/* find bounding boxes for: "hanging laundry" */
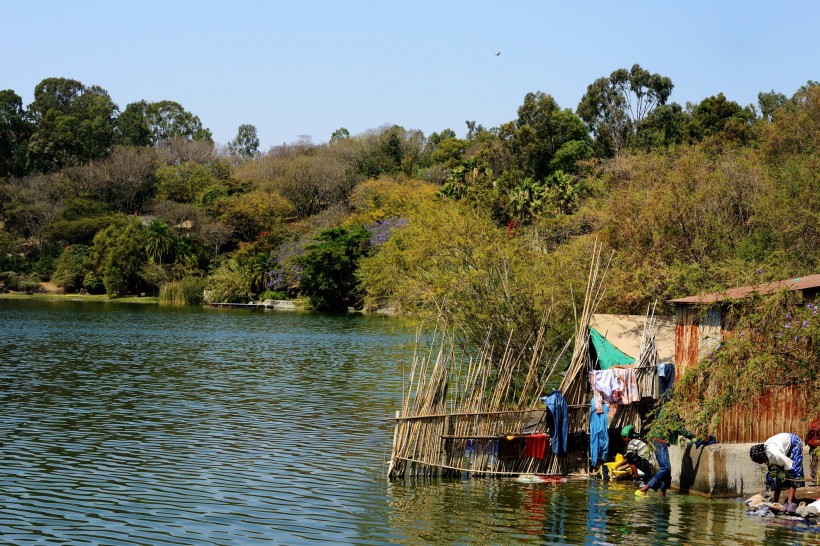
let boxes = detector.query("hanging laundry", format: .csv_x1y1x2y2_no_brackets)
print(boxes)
612,367,641,404
498,435,525,459
590,370,622,413
589,398,610,467
658,362,675,396
523,433,548,459
541,389,569,454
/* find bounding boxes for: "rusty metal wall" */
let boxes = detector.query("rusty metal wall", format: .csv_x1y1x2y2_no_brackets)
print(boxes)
674,305,701,377
715,385,808,443
674,304,808,444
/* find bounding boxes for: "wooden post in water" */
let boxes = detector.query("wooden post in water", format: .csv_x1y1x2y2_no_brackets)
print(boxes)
388,410,400,479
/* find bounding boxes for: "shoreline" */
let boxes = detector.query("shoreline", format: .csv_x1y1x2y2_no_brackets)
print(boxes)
0,292,159,304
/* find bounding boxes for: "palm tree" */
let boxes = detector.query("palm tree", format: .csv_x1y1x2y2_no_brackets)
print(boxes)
144,220,175,264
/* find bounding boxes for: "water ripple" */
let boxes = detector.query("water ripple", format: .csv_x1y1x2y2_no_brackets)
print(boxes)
2,301,820,544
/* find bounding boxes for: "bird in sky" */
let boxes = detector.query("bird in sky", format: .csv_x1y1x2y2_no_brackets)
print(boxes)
495,51,501,56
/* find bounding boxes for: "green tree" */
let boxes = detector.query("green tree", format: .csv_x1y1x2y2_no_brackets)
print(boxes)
508,92,591,180
88,222,148,295
26,77,119,171
144,219,175,264
115,100,152,146
295,224,371,311
0,89,32,177
634,102,689,150
51,244,90,291
155,161,217,203
330,127,350,143
229,124,260,158
118,100,212,145
687,93,756,146
757,90,787,122
205,259,252,303
577,64,673,156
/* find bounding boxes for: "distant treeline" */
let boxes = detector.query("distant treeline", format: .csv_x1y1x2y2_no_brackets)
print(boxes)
1,69,818,353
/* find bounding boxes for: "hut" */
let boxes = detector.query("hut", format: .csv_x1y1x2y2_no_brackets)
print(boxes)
668,273,820,444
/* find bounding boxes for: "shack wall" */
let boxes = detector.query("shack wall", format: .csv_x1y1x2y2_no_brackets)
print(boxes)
674,303,807,444
715,385,807,444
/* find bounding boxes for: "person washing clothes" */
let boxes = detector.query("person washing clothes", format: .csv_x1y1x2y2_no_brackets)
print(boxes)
749,432,806,514
614,425,654,484
635,414,693,497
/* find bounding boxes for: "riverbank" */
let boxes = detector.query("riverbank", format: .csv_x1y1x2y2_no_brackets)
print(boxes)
0,291,159,304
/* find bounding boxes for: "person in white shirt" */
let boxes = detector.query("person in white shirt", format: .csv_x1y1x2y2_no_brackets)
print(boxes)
749,432,805,514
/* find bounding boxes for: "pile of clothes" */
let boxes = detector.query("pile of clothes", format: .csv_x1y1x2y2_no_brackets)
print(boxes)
745,493,820,519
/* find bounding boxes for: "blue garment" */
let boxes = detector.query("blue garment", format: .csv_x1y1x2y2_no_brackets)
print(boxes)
658,362,675,396
542,390,569,455
646,439,672,493
589,399,609,467
765,433,806,490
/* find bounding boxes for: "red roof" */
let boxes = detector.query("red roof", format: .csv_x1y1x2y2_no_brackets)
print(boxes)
668,273,820,305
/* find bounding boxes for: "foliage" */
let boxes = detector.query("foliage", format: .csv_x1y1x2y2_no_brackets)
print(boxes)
0,271,42,293
51,245,90,291
228,124,260,158
87,222,149,296
660,292,820,435
346,176,436,225
358,200,580,354
118,100,212,145
0,89,32,177
578,64,673,155
204,259,252,303
26,78,118,172
155,161,218,203
159,275,205,305
295,224,372,311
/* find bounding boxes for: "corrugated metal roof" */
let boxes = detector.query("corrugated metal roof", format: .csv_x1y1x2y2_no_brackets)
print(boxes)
668,273,820,305
589,314,676,361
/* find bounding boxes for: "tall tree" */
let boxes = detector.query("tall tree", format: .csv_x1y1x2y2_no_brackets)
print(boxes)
577,64,673,155
228,124,260,158
687,93,756,146
296,224,372,311
26,77,119,171
118,100,212,146
0,89,32,177
504,92,591,180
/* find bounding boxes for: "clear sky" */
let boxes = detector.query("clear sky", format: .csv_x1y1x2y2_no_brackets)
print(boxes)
3,1,818,150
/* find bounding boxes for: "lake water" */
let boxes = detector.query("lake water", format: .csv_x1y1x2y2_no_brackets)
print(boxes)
1,299,818,545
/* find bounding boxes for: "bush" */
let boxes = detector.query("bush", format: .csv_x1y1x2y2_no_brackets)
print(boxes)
159,276,205,305
257,289,288,301
0,271,43,293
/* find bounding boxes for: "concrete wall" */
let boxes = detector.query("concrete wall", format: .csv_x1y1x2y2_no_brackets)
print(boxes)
669,443,813,498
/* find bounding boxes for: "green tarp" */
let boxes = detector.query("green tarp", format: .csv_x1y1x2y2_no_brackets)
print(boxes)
589,327,635,370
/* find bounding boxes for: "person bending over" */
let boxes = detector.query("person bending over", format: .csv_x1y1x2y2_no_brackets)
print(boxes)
614,425,654,484
749,432,806,514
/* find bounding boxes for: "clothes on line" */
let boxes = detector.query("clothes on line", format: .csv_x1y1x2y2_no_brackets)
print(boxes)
658,362,675,396
542,389,569,455
589,367,641,414
523,433,548,459
589,398,610,467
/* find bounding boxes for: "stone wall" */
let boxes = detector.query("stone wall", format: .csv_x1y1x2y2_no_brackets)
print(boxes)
669,443,814,499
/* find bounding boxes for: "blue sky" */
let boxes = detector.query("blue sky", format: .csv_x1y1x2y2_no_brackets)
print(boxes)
3,1,818,149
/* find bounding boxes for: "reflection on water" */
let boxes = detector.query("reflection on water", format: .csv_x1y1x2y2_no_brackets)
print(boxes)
384,479,820,545
1,299,819,545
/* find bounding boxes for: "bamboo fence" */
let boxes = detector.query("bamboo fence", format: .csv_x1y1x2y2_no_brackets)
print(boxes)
388,243,610,479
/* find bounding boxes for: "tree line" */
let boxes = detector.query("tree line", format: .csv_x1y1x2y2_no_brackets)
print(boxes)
1,69,818,353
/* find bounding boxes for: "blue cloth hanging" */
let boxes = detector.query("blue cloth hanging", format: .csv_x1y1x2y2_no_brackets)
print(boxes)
541,389,569,455
658,362,675,396
589,398,609,467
